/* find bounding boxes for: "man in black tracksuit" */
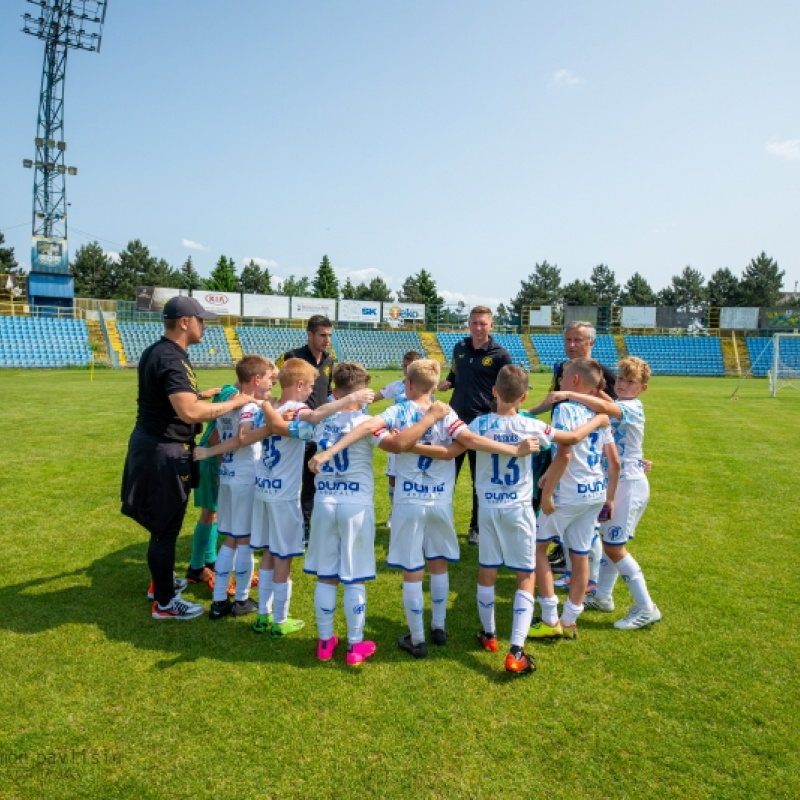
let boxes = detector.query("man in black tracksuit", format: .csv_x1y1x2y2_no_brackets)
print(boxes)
437,306,512,545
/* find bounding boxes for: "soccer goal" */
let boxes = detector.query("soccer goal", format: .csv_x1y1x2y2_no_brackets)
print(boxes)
769,332,800,396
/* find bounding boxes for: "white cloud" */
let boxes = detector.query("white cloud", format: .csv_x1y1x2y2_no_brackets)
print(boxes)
242,256,279,269
181,238,209,251
104,250,120,263
551,69,585,87
766,139,800,160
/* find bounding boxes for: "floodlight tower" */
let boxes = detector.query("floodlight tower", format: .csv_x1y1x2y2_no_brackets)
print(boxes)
21,0,107,278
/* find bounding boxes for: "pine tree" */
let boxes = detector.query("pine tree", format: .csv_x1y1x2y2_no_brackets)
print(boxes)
71,241,114,298
277,275,311,297
312,255,339,299
739,252,785,307
619,272,657,306
240,260,273,294
112,239,157,300
706,268,741,307
590,264,620,305
206,255,239,292
341,277,357,299
0,230,22,276
177,256,203,291
510,261,562,317
562,279,596,306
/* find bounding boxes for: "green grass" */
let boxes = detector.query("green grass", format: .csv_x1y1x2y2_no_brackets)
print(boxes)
0,368,798,799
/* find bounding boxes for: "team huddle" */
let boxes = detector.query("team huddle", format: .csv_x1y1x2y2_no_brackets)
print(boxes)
166,346,660,675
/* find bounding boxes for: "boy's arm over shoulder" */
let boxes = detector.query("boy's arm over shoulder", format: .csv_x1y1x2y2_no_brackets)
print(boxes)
308,415,383,472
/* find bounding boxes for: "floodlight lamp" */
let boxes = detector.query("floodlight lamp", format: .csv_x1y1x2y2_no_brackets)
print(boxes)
45,162,54,171
67,166,77,176
57,165,65,174
46,139,55,148
23,159,33,168
35,160,43,168
35,137,43,147
57,141,66,150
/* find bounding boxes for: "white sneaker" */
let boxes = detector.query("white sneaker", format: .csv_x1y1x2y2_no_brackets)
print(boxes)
614,604,661,630
584,593,615,612
152,596,205,620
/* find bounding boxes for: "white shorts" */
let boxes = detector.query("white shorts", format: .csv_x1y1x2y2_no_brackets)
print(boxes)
601,478,649,546
217,483,255,539
537,501,605,555
303,502,376,584
250,497,304,559
478,505,536,572
387,503,459,572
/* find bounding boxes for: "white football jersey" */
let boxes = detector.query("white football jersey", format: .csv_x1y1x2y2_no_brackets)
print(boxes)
374,399,466,506
252,400,309,501
216,402,260,486
551,401,613,505
312,409,379,506
610,398,646,481
380,379,407,403
467,413,554,507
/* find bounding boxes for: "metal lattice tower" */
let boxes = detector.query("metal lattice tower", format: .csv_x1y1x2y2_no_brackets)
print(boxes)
21,0,107,245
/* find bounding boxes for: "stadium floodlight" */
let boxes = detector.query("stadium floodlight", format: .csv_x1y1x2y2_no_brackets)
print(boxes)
57,140,66,150
23,159,33,168
57,165,65,174
67,166,77,175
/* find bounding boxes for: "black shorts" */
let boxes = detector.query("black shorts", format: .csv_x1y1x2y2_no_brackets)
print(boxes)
121,430,195,538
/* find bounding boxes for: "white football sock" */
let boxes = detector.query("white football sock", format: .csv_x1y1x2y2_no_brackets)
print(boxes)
258,569,274,616
402,581,425,644
234,546,254,601
589,533,602,585
213,545,235,603
561,598,584,627
315,582,337,641
273,581,289,625
597,555,619,598
563,543,572,574
429,572,449,630
510,590,535,648
344,583,367,645
477,584,496,634
617,554,653,610
538,594,559,627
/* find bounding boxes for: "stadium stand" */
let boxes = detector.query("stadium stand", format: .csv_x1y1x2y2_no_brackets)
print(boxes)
436,332,530,369
118,322,231,365
234,327,309,363
529,334,619,371
745,336,800,377
0,315,92,368
335,330,426,369
624,335,724,376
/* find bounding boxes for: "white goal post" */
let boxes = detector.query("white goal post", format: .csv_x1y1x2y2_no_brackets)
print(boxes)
770,332,800,396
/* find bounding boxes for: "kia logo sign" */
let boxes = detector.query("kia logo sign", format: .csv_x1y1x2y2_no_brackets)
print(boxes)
204,294,229,305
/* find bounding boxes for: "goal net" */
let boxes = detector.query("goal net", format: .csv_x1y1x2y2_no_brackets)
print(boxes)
769,333,800,396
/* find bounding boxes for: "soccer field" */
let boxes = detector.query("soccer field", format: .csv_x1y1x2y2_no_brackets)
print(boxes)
0,368,798,799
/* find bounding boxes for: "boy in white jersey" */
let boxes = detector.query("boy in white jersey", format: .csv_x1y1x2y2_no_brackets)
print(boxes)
204,356,275,620
552,357,661,629
407,365,608,674
531,357,621,640
309,359,539,659
374,350,422,524
196,359,374,636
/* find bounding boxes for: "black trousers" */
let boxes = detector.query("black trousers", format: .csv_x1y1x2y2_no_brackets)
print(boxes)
454,448,479,531
300,441,318,524
122,431,193,606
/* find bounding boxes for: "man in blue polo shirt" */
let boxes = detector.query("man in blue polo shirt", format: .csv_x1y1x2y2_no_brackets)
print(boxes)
437,305,512,545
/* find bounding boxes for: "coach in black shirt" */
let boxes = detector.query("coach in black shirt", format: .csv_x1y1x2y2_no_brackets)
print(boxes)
121,296,252,619
437,305,512,545
277,315,335,534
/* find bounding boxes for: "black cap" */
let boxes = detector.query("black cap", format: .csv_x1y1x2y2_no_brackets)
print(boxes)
162,295,218,321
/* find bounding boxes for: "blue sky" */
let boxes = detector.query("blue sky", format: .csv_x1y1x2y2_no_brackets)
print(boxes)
2,1,799,309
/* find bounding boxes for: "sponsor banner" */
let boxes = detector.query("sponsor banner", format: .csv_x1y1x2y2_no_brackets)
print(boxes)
136,286,188,313
621,306,656,328
762,308,800,330
383,302,425,326
528,306,552,327
720,307,759,330
291,296,336,320
563,306,598,327
31,236,68,274
192,290,242,316
338,299,381,323
243,293,290,319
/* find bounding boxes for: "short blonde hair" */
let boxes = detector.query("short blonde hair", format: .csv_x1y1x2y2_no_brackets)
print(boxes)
332,362,371,394
236,355,273,383
495,365,528,402
406,359,441,393
618,356,651,384
278,357,319,388
564,357,605,391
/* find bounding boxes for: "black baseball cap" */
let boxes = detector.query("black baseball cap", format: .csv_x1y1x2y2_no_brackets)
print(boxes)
162,295,218,321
